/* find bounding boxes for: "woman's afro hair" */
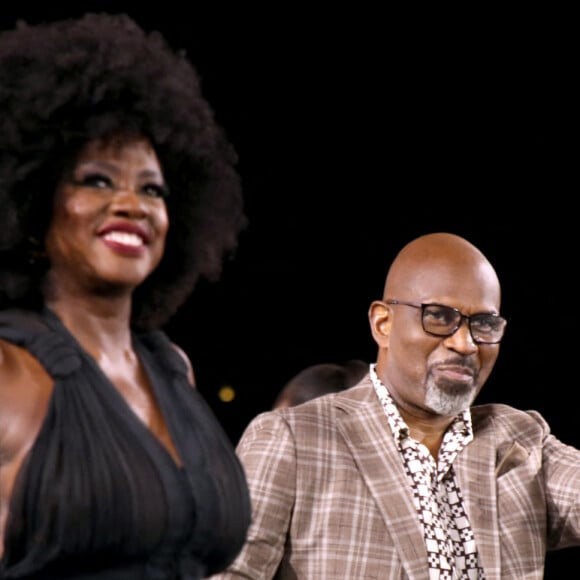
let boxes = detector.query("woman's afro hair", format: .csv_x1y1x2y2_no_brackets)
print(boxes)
0,12,247,329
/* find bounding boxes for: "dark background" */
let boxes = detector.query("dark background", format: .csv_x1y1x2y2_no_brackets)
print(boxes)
2,5,579,573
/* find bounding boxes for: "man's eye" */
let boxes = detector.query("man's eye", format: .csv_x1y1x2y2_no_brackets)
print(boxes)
472,316,500,332
425,307,454,324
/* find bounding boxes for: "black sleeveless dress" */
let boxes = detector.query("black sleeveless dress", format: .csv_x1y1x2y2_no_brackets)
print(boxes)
0,308,250,579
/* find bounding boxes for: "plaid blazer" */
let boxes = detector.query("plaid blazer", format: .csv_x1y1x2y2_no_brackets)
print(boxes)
211,376,580,579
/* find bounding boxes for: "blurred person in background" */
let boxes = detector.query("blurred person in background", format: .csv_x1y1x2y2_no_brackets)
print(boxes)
272,359,368,409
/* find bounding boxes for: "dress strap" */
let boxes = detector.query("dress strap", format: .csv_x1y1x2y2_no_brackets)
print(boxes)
0,307,81,378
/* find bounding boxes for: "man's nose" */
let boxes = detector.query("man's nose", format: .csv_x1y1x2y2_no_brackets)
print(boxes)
443,318,478,354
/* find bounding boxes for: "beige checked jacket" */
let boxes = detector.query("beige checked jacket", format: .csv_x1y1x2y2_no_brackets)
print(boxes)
211,377,580,579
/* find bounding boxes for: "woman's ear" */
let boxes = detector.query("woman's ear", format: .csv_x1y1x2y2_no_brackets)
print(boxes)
368,300,392,347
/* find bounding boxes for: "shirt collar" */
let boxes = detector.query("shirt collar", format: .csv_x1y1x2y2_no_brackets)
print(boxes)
369,363,474,445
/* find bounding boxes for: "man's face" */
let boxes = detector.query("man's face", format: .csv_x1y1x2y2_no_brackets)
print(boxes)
375,259,502,419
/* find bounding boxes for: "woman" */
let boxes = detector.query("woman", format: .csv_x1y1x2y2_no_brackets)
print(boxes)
0,12,250,579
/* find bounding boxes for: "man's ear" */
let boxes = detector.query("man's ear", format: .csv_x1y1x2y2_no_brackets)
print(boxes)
368,300,391,347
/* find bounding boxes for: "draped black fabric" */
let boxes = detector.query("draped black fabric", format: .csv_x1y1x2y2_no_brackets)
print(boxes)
0,308,250,579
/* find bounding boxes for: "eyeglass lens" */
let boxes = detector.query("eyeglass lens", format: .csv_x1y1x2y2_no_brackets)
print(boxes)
422,304,505,343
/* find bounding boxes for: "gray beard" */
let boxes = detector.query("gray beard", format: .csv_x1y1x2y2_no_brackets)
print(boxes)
424,375,477,416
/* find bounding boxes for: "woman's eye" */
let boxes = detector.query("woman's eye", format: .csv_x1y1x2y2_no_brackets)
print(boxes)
74,173,113,189
70,174,169,198
142,183,170,199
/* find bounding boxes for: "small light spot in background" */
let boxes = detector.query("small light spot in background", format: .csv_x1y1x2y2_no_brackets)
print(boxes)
218,385,236,403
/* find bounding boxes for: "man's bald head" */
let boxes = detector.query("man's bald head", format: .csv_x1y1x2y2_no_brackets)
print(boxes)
384,233,501,310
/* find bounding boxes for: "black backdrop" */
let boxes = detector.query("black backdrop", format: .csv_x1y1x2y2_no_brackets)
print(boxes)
2,5,579,574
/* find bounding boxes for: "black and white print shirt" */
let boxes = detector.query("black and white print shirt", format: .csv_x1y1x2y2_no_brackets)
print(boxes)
370,364,486,580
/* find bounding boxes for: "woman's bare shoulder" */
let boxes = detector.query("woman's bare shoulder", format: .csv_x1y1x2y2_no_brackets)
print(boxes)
0,338,52,483
0,338,51,395
0,338,21,383
170,343,196,386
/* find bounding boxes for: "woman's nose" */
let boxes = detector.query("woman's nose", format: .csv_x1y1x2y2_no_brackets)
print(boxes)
109,187,148,217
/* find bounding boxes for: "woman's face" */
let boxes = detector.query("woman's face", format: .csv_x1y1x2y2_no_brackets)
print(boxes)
44,134,169,296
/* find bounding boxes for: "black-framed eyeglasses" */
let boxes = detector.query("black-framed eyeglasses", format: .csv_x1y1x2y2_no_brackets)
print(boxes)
385,299,507,344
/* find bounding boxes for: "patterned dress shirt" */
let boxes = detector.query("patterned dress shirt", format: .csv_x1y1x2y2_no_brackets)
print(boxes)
370,364,486,580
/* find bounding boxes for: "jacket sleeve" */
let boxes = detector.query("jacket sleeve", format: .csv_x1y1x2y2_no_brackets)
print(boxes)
209,411,296,579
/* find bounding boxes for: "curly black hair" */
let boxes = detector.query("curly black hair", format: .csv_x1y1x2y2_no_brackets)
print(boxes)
0,12,247,329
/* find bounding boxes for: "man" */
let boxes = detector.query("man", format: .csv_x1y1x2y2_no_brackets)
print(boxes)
212,232,580,579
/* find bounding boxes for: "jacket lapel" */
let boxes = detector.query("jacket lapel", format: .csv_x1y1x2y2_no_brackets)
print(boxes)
454,412,501,579
334,379,431,580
